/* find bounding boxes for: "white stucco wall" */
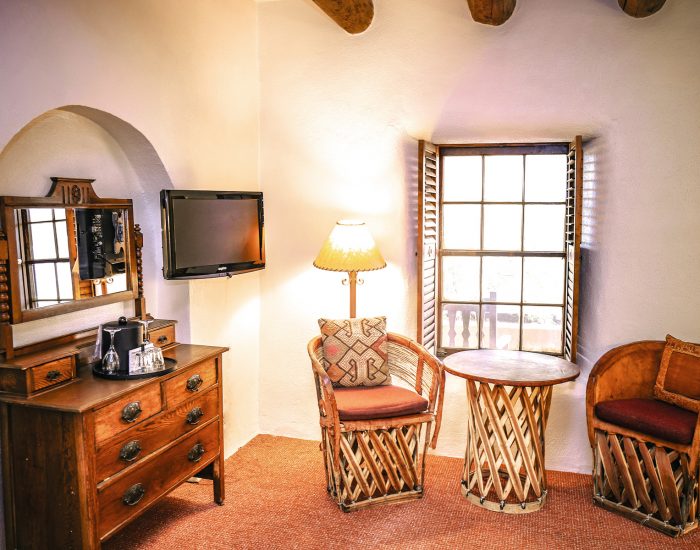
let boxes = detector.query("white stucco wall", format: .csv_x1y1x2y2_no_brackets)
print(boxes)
257,0,700,474
0,0,261,462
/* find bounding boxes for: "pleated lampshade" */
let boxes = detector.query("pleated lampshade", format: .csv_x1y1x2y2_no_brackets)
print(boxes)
313,220,386,272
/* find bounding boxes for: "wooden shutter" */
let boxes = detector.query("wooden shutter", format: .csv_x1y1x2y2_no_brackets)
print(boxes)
417,140,439,354
563,136,583,362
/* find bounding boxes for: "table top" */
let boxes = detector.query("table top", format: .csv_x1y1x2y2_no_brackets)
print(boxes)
443,349,580,387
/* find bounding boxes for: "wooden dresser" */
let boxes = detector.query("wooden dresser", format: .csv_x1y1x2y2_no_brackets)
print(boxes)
0,334,228,549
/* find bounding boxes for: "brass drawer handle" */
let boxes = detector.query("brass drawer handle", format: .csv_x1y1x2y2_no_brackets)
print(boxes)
45,370,62,382
119,440,142,462
186,407,204,425
157,335,168,344
188,443,205,463
122,483,146,506
121,401,142,423
186,374,203,392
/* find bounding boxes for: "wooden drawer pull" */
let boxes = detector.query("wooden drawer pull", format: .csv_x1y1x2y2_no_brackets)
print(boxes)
186,407,204,425
122,483,146,506
157,335,169,344
121,401,142,423
186,374,203,392
45,370,62,382
188,443,205,463
119,440,142,462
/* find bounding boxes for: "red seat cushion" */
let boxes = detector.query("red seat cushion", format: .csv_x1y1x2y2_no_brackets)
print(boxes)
334,385,429,421
595,398,697,445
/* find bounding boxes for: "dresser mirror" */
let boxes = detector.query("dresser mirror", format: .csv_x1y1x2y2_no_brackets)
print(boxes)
14,206,131,310
0,177,144,356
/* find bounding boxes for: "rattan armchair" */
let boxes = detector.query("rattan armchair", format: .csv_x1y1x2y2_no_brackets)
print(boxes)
586,341,700,537
307,332,444,512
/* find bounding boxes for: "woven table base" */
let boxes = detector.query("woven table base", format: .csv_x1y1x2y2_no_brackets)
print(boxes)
462,381,552,513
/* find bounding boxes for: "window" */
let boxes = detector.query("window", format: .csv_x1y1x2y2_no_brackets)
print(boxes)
16,208,74,308
418,139,582,361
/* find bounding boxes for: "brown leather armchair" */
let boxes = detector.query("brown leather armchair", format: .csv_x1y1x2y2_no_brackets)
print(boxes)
586,341,700,537
308,332,444,512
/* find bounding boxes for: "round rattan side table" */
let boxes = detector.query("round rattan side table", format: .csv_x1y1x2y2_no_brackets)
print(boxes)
444,349,580,514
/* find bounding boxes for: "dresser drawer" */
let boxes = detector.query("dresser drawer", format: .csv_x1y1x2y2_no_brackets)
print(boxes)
98,419,220,539
94,384,163,445
95,387,219,482
29,356,75,392
149,324,176,349
0,353,77,395
163,358,218,408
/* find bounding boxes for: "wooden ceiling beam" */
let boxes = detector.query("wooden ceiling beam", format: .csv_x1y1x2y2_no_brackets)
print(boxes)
618,0,667,18
466,0,516,26
311,0,374,34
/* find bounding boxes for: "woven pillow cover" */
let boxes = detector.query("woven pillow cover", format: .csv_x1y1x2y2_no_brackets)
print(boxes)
318,316,390,387
653,334,700,412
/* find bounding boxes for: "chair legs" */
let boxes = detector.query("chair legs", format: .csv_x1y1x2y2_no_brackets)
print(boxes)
593,429,699,537
321,421,432,512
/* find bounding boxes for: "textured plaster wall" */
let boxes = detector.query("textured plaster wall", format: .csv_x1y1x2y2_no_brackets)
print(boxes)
0,0,261,465
258,0,700,474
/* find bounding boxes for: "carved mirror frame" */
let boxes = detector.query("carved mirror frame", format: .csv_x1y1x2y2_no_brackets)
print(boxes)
0,177,145,357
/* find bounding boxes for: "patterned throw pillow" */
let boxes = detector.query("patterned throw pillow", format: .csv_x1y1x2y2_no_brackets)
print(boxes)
318,317,390,387
654,335,700,412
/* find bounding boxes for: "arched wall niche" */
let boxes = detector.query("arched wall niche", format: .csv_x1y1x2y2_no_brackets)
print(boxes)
0,105,190,345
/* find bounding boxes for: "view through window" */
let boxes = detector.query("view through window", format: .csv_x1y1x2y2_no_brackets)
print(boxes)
438,145,569,355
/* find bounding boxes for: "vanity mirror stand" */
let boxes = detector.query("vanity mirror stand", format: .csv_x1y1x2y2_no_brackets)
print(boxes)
0,178,228,549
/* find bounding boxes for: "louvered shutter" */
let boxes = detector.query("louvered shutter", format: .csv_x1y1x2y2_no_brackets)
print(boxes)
563,136,583,362
417,140,439,354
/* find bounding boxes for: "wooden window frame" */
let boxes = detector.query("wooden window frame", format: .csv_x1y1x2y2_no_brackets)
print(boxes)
418,138,582,362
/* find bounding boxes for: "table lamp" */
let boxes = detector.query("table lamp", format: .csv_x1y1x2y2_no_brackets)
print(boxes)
313,220,386,318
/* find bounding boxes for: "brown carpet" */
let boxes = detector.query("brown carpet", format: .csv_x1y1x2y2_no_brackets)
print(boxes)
105,435,699,549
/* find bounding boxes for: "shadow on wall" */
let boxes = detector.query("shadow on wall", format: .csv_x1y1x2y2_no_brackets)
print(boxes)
0,105,190,343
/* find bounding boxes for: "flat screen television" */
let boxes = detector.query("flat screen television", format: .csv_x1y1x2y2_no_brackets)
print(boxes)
160,189,265,279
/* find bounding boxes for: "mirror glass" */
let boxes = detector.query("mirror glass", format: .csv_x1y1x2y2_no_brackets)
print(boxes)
14,207,131,310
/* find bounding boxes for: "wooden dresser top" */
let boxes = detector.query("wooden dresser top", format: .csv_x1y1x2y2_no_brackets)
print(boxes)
0,343,228,413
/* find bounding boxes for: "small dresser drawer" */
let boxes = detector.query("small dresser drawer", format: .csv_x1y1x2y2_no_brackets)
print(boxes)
30,356,75,392
95,387,219,481
149,324,176,349
0,352,77,396
98,419,220,539
163,358,218,408
94,384,163,445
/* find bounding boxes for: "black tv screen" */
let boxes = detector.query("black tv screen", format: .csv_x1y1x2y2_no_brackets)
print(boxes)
161,190,265,279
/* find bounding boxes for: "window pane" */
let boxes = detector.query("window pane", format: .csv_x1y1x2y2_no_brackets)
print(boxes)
523,257,565,304
481,304,520,350
53,208,66,220
443,156,482,202
31,264,58,300
56,262,73,300
30,223,57,259
442,256,480,302
443,204,480,249
522,306,563,353
525,154,567,202
523,204,565,252
483,155,523,202
56,221,69,258
483,204,522,251
482,257,521,303
441,304,479,349
27,208,53,222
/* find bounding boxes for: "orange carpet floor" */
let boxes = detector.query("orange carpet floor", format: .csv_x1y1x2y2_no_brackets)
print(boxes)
105,435,699,549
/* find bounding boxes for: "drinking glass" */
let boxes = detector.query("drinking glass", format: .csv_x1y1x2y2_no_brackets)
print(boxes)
102,327,122,374
137,319,154,372
152,346,165,371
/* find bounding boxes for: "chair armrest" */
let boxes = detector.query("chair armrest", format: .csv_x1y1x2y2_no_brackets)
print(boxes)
307,336,342,465
585,340,664,446
387,333,445,448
